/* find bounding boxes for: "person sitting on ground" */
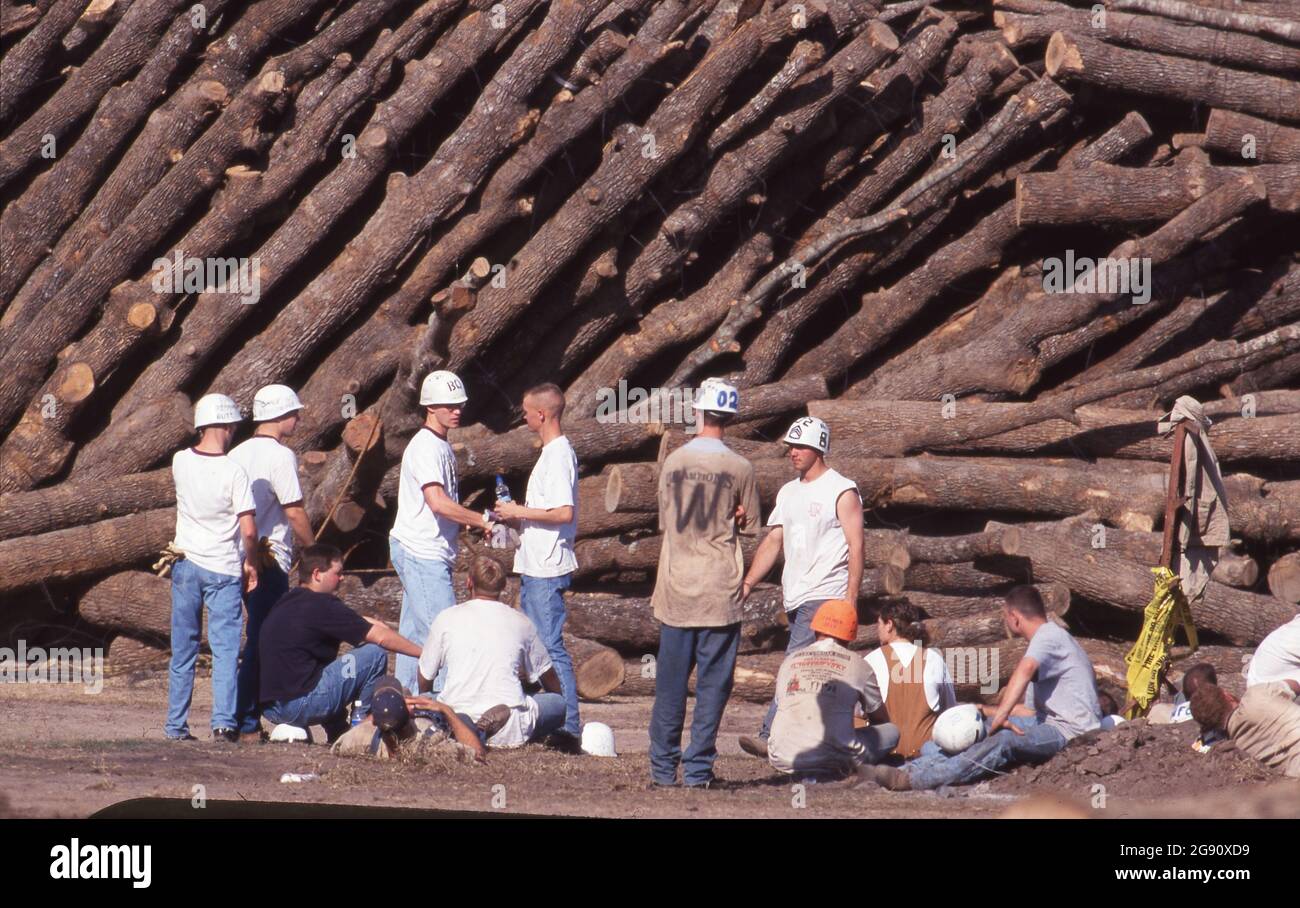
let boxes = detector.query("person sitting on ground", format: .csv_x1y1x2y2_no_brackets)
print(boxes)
331,675,487,762
1247,614,1300,689
258,544,424,742
860,585,1102,791
863,599,956,758
766,599,899,778
1190,678,1300,778
417,556,567,749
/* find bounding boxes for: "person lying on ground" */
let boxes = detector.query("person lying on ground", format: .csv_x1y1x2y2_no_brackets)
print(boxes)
417,555,568,749
862,598,956,758
1148,661,1217,727
1191,678,1300,778
765,599,899,779
858,585,1102,791
331,676,489,762
258,544,423,743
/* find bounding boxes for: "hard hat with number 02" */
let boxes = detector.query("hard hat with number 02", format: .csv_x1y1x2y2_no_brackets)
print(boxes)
692,377,739,415
252,384,304,421
419,370,468,406
194,393,243,429
783,416,830,454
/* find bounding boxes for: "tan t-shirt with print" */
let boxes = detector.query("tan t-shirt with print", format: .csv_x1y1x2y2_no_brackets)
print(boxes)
650,437,760,628
1228,681,1300,779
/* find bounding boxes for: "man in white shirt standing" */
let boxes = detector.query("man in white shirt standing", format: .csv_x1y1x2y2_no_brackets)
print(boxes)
229,384,317,741
166,394,259,743
738,416,864,758
1246,615,1300,689
418,556,567,748
390,370,496,694
493,383,581,741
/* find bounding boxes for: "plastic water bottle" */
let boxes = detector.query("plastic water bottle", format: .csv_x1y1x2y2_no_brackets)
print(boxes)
349,700,364,726
495,474,512,504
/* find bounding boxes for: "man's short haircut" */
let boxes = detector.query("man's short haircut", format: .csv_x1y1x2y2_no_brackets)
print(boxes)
1190,683,1233,733
700,410,733,428
523,382,565,419
1003,585,1047,619
1182,662,1219,700
470,556,508,596
299,543,343,583
877,598,929,647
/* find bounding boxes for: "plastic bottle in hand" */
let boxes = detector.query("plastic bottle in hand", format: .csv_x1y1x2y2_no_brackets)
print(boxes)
495,474,512,504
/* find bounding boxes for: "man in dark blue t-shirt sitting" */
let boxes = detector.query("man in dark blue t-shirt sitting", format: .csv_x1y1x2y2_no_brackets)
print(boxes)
259,543,423,742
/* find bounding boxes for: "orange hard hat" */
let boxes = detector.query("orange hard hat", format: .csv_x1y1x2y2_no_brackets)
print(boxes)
810,599,858,643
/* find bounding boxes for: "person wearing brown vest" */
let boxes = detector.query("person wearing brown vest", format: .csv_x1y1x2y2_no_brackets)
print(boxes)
865,600,956,759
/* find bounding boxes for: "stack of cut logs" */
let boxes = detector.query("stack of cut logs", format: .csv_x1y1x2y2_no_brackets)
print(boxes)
2,0,1297,705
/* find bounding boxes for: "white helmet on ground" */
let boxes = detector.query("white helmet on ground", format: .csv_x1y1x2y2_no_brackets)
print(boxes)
252,384,303,421
580,722,618,757
194,393,243,429
692,377,739,415
932,703,988,754
783,416,830,454
419,370,468,406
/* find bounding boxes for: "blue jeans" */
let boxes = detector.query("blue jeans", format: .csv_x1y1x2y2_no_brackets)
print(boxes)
389,537,456,694
759,600,823,739
904,715,1068,790
235,562,289,733
650,623,740,786
263,643,388,742
165,558,245,737
520,574,580,736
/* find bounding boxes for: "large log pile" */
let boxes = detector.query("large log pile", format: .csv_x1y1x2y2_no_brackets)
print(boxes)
3,0,1297,708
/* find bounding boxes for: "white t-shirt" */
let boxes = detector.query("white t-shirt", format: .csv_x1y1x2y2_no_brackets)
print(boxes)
767,468,860,611
1246,615,1300,688
417,598,554,748
390,427,460,564
172,447,256,577
513,436,578,578
229,435,304,573
864,641,957,712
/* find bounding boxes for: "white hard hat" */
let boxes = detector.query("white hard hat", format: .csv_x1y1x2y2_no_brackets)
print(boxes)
252,384,303,421
419,370,468,406
580,722,617,758
194,393,243,429
269,723,311,744
692,377,739,415
783,416,829,453
932,704,988,755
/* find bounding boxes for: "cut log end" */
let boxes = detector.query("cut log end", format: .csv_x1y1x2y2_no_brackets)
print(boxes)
1044,32,1083,78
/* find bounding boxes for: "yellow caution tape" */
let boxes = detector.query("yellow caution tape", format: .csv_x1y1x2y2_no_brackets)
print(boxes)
1124,566,1199,719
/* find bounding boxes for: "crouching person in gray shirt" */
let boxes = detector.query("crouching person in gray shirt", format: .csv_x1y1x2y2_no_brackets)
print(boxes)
859,585,1101,791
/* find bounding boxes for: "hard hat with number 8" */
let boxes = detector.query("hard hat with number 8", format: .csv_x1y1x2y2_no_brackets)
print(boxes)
692,377,739,415
809,598,858,643
252,384,304,421
420,370,468,406
783,416,829,454
194,393,243,429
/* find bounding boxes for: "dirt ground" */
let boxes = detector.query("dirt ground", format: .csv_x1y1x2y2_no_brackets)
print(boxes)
1,672,1295,819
